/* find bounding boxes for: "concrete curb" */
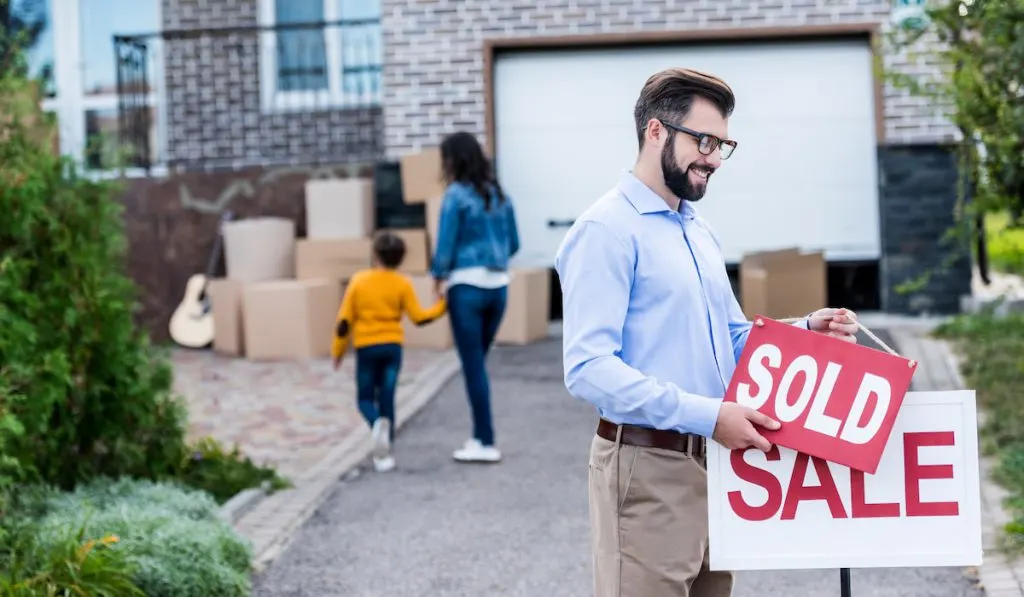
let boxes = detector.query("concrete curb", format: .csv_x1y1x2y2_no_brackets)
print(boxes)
234,351,462,574
218,486,267,525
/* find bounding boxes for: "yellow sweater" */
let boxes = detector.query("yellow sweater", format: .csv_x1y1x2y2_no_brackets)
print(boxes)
331,268,447,359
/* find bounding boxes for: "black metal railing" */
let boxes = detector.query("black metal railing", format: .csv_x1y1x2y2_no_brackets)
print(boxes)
114,19,383,173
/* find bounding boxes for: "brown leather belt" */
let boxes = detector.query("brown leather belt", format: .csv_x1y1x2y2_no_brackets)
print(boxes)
597,418,706,458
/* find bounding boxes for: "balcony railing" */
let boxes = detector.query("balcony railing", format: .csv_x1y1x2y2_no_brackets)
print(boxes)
114,19,383,173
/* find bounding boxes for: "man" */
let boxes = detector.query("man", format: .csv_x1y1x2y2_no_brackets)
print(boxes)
554,67,860,597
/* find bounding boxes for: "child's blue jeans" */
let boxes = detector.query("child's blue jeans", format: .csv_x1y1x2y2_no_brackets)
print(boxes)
355,342,402,442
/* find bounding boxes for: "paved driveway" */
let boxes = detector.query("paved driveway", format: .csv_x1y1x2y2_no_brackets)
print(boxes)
253,336,983,597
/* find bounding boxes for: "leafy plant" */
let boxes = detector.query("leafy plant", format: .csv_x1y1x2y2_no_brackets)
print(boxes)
0,72,190,490
935,311,1024,553
0,478,253,597
176,437,291,505
881,0,1024,284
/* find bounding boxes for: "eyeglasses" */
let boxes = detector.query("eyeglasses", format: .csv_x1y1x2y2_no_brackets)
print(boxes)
662,122,737,160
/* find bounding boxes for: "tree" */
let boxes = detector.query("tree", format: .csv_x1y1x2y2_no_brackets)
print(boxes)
884,0,1024,279
0,0,51,93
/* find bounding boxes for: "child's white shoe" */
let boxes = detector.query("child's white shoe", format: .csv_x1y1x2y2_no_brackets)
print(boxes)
371,417,391,459
373,455,396,472
453,438,501,463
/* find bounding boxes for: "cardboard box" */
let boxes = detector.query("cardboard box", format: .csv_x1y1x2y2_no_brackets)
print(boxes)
385,228,430,275
496,268,551,345
401,274,452,349
296,238,373,282
222,217,296,282
243,279,342,360
305,178,375,239
207,278,246,356
739,248,827,320
400,149,445,204
425,196,443,253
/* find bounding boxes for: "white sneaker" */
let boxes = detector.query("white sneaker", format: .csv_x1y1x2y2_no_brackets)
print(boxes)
453,438,501,463
371,417,391,459
373,455,396,472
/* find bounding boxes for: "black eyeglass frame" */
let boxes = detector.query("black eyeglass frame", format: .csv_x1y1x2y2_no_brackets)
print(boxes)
661,121,738,160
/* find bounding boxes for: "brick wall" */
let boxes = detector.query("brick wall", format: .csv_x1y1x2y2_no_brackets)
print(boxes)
160,0,382,169
878,144,972,314
381,0,958,157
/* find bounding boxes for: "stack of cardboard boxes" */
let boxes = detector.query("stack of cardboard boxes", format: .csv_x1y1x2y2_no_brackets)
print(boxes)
400,148,551,347
204,147,552,361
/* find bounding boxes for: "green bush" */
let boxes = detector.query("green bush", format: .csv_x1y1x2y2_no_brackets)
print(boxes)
176,438,291,505
0,74,190,490
985,211,1024,277
1,478,252,597
935,311,1024,552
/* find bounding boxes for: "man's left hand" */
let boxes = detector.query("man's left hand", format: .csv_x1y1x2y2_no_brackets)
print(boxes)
808,308,859,344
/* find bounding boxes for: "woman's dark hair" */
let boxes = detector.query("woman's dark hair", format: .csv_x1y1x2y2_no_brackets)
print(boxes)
439,131,505,209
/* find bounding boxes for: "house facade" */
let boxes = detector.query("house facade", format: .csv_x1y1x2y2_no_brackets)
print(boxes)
29,0,970,339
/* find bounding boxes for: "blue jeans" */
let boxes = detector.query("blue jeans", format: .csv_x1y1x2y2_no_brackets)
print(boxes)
447,284,508,447
355,343,402,442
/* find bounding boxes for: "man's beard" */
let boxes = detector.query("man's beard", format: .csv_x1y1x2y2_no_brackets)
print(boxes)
661,138,707,203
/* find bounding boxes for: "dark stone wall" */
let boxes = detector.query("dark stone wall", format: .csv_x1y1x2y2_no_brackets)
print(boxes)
878,144,973,315
120,163,372,344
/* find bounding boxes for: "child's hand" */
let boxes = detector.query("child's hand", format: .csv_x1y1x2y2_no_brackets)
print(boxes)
332,355,343,371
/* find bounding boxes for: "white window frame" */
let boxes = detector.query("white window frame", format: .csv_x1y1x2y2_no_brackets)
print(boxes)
36,0,167,179
257,0,378,113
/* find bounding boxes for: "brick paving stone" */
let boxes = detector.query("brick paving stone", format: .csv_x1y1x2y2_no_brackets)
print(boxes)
171,346,449,481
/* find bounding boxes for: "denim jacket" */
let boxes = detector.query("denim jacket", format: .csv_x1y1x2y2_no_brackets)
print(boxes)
430,181,521,280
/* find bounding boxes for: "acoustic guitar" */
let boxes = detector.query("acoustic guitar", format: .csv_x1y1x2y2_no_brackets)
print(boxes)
169,210,234,348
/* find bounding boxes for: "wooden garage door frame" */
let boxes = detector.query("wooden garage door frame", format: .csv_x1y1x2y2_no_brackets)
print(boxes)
482,22,885,159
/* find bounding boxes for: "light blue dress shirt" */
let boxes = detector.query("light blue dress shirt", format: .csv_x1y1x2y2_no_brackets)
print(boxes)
555,171,809,438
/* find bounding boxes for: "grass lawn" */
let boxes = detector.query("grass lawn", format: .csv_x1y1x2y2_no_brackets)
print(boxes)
985,211,1024,277
935,310,1024,553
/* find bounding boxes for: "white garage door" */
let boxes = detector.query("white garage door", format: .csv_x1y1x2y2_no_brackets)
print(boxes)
493,38,881,267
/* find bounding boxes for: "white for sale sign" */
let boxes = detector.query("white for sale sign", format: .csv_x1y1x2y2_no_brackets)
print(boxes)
706,390,983,570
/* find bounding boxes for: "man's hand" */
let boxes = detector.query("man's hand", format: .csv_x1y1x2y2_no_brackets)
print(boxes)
808,307,859,344
433,278,446,300
712,402,780,452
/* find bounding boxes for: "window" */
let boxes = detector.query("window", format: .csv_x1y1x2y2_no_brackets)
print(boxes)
26,0,162,174
78,0,161,170
259,0,382,112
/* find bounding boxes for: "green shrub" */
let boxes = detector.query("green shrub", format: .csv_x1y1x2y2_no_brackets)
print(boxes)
1,478,252,597
0,522,143,596
985,211,1024,276
0,74,190,490
176,437,291,505
935,311,1024,553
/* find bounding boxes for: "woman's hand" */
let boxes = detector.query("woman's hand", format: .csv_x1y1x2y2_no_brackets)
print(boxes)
434,279,446,300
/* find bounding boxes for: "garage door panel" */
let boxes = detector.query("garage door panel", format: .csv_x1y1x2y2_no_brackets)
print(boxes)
494,38,881,268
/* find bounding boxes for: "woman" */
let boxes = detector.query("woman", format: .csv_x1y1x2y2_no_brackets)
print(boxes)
430,131,520,464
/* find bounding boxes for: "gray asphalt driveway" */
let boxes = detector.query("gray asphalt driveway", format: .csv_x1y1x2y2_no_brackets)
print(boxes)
252,335,983,597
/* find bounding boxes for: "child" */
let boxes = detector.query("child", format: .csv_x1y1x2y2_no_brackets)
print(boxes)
331,231,447,472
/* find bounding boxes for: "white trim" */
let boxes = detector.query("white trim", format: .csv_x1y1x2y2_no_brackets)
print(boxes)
257,0,379,113
32,0,163,172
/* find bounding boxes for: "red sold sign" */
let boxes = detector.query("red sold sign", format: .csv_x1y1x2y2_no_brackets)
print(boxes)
724,316,917,474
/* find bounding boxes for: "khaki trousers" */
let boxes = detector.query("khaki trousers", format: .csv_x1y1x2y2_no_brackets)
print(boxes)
588,432,733,597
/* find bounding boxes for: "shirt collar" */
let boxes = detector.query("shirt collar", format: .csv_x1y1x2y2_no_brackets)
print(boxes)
618,170,697,220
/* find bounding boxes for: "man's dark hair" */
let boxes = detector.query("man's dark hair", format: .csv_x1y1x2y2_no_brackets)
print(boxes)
633,68,736,149
373,231,406,269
